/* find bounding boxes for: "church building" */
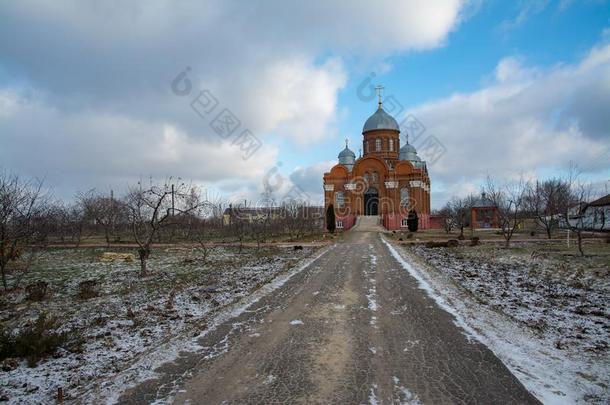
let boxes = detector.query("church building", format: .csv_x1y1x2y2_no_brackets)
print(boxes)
322,92,431,231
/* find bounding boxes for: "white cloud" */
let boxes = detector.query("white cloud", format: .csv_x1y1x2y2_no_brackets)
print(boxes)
0,91,278,196
0,0,470,199
410,43,610,208
0,0,469,143
234,57,346,144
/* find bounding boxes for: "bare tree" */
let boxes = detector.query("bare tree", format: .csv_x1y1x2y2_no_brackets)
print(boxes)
283,203,310,241
249,213,269,249
227,204,249,253
0,172,50,290
448,197,468,239
485,176,528,248
47,201,86,245
77,189,124,245
192,200,220,262
124,178,201,276
437,205,454,234
525,178,571,239
562,164,592,256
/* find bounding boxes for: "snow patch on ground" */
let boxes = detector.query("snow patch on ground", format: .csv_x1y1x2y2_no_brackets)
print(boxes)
402,340,420,353
368,383,379,405
289,320,303,325
0,244,333,404
382,236,609,404
366,294,378,312
392,376,420,404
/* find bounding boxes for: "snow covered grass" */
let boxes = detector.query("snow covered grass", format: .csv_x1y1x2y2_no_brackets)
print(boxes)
365,245,379,327
384,236,610,404
0,245,320,404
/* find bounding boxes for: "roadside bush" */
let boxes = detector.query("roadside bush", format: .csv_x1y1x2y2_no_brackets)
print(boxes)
0,313,82,367
470,236,480,246
447,239,459,247
426,241,449,248
25,281,48,301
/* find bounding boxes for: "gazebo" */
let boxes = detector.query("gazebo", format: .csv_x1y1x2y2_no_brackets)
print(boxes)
470,192,498,229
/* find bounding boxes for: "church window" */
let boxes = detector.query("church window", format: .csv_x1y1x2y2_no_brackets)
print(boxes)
372,171,379,183
336,220,344,229
366,141,370,153
400,188,410,208
375,138,382,151
364,172,370,183
389,138,394,151
335,191,345,208
401,217,409,227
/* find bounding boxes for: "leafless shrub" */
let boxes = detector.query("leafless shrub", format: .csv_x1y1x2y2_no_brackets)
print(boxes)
0,171,50,290
0,313,82,367
26,281,48,301
77,280,98,299
166,289,176,310
447,239,459,247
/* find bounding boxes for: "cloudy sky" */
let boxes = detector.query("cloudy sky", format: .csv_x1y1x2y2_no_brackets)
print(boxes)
1,0,609,208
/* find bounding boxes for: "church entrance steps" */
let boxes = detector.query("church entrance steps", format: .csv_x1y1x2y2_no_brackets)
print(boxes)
352,215,384,232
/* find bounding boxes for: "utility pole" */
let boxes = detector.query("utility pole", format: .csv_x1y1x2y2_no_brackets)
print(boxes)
171,184,175,216
110,189,115,237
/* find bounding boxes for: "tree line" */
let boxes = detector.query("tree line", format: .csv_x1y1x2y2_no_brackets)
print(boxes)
0,172,323,289
436,170,607,254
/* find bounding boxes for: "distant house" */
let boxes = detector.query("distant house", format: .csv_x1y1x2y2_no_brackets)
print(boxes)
566,194,610,232
470,192,499,229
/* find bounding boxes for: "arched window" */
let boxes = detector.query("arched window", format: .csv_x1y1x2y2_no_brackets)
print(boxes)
389,138,394,151
372,171,379,183
366,141,370,153
375,138,382,151
400,188,410,208
335,191,345,208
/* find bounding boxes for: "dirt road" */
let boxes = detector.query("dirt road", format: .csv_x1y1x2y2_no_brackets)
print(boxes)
118,223,539,404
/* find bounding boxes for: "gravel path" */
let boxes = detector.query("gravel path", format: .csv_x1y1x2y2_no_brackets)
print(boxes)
117,227,539,404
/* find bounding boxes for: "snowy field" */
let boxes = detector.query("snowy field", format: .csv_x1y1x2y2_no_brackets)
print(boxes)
390,238,609,404
0,245,319,404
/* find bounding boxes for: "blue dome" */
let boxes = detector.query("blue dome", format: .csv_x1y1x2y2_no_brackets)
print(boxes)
362,107,400,133
338,144,356,170
338,146,355,160
399,142,417,160
399,142,424,168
